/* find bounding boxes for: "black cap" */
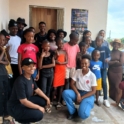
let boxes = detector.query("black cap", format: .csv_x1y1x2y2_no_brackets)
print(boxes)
8,19,17,27
21,58,36,67
17,17,27,27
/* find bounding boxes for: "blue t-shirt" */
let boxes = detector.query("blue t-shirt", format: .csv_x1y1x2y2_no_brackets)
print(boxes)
95,46,110,69
87,46,94,55
90,60,102,80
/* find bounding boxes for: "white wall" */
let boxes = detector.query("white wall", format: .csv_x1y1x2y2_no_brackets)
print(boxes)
0,0,9,31
9,0,108,40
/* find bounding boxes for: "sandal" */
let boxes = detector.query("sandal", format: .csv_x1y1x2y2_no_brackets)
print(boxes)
45,107,51,113
56,102,62,108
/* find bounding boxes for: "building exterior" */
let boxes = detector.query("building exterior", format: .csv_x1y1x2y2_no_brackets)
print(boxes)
0,0,108,40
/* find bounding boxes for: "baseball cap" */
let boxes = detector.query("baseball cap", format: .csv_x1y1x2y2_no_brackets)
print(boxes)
21,58,36,67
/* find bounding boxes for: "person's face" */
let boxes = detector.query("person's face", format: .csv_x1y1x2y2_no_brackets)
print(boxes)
9,26,18,36
71,36,79,45
59,32,64,39
57,40,64,49
17,23,25,30
85,38,91,46
99,31,105,38
24,32,34,44
85,32,91,37
49,33,56,41
93,51,100,61
80,45,87,53
39,24,46,32
96,38,102,47
42,42,50,52
0,35,6,47
22,64,36,75
113,42,120,50
81,59,90,71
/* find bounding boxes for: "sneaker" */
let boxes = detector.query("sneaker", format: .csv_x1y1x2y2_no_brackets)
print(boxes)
62,100,66,106
67,109,78,120
103,100,110,108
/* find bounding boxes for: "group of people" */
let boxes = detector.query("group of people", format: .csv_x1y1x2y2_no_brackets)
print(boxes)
0,17,124,124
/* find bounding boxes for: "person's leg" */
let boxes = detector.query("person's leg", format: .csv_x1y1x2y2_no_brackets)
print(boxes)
58,86,64,103
46,75,53,97
78,95,94,119
65,67,70,89
52,87,57,102
101,69,107,100
62,89,77,115
40,76,47,95
95,90,101,106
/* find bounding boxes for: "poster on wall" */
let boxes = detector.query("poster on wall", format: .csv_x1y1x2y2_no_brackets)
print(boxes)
71,9,88,35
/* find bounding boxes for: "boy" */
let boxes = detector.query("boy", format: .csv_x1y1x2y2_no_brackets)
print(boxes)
16,17,27,38
62,54,97,120
63,32,80,89
0,33,9,123
34,22,47,49
95,36,110,107
6,19,21,82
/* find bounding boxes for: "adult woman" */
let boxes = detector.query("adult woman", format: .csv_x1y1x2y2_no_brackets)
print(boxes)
7,58,50,124
79,30,96,48
108,39,124,106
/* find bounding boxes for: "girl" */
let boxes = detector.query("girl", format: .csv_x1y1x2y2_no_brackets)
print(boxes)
108,39,124,106
38,40,55,98
17,29,39,81
47,29,58,51
84,36,94,55
56,29,67,43
0,33,9,123
76,42,88,69
52,38,67,109
90,50,102,106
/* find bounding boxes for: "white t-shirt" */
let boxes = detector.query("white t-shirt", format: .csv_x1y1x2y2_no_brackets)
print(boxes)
72,69,97,91
6,35,21,64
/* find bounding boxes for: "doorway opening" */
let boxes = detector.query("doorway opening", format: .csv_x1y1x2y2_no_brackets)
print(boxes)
29,6,64,33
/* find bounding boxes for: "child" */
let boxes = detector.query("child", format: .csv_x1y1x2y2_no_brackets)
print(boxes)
84,36,94,55
56,29,67,43
52,38,67,108
90,50,102,106
38,40,55,98
95,36,110,107
6,19,21,82
76,42,88,69
0,33,9,123
17,29,39,80
62,54,97,120
47,29,58,52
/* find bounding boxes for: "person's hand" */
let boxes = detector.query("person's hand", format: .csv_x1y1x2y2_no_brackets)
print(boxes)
34,74,39,81
6,46,10,52
76,94,82,104
38,106,45,113
105,58,109,63
46,98,50,106
56,60,61,65
115,60,119,64
0,46,5,53
41,49,46,58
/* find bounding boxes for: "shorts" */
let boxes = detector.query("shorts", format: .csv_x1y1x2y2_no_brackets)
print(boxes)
65,67,75,79
96,78,102,90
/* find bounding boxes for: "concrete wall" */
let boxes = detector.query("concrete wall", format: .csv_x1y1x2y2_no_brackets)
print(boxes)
9,0,108,40
0,0,9,31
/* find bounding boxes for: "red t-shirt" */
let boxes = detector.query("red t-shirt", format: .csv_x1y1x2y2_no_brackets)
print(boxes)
17,43,39,63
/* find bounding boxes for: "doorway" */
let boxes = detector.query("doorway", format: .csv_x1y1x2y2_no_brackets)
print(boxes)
30,6,64,33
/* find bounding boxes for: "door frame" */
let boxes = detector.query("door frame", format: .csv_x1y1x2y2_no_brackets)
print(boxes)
29,5,65,30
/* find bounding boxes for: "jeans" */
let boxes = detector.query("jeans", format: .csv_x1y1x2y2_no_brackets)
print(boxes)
0,75,9,116
40,75,53,97
62,89,95,120
101,69,108,100
7,96,46,123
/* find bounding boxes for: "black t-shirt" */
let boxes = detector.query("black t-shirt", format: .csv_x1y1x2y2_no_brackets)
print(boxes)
8,75,38,107
34,32,47,50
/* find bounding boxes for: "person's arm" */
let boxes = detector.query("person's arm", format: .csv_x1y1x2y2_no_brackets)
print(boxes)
18,53,22,75
0,54,9,65
81,86,96,100
34,69,39,81
38,53,44,69
0,47,5,61
35,88,50,105
6,46,11,62
42,56,55,68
